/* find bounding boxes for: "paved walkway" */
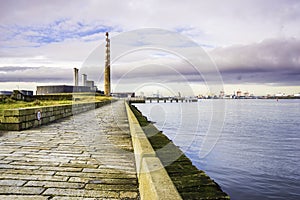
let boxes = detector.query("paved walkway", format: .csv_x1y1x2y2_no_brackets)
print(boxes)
0,100,139,199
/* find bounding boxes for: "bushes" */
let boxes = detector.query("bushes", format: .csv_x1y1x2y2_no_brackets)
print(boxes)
1,97,16,104
31,99,42,106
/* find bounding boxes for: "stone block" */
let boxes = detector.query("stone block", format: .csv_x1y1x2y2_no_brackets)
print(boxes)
0,195,49,200
0,123,5,130
43,188,119,198
5,123,21,131
0,186,45,195
25,181,84,189
139,157,182,200
19,108,35,116
120,191,139,199
0,179,27,186
42,117,50,124
25,114,36,121
25,121,33,129
50,116,56,122
3,109,20,117
53,106,59,111
33,120,40,127
1,117,22,123
21,123,26,129
43,112,50,118
56,114,62,119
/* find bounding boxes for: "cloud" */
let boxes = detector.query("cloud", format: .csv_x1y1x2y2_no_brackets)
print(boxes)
0,0,300,94
1,0,300,46
0,66,72,83
210,37,300,85
1,33,300,88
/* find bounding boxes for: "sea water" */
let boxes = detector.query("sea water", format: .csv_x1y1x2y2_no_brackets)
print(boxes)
135,99,300,200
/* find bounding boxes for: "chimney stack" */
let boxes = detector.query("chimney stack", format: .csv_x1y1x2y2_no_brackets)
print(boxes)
82,74,87,86
104,32,111,96
73,68,79,86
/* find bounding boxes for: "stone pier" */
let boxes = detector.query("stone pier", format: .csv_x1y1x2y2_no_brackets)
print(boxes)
0,100,139,199
0,100,229,199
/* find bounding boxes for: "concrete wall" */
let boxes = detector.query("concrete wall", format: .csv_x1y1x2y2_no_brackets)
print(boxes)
0,100,113,131
125,102,182,200
36,85,94,95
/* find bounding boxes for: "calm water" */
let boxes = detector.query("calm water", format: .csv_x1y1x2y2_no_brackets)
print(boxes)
135,99,300,200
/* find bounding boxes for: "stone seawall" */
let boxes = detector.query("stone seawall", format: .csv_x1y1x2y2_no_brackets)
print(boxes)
0,100,114,131
128,103,230,200
125,102,182,200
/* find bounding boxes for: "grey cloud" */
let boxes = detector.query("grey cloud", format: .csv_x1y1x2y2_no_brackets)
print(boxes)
0,66,35,72
1,37,300,87
0,66,72,83
210,38,300,85
81,36,300,86
112,37,300,86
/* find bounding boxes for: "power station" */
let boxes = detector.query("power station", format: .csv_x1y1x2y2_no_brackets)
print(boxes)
36,32,112,95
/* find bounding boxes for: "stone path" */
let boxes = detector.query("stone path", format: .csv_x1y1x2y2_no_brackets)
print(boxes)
0,100,139,199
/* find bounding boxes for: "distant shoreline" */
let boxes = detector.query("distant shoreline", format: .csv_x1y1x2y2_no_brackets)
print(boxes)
196,96,300,100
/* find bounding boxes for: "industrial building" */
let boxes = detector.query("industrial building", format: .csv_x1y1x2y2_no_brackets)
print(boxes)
36,85,96,95
36,67,101,95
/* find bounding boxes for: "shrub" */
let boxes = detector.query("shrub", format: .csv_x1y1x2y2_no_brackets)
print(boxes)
32,100,42,106
4,97,16,104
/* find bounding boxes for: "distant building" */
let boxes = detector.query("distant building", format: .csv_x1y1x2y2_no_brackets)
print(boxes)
11,90,34,101
219,91,225,98
85,80,97,91
0,91,13,96
112,92,135,98
36,85,97,95
236,90,242,97
1,90,33,101
20,90,33,96
224,94,232,99
275,92,286,97
293,93,300,97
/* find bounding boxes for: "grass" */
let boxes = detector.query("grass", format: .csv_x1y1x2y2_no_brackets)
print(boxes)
0,96,112,116
0,100,72,117
73,95,111,102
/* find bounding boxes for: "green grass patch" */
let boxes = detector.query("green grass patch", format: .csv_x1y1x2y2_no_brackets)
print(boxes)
0,100,72,115
0,96,112,116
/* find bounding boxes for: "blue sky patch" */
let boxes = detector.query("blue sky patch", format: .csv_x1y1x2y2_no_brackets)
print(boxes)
1,19,116,47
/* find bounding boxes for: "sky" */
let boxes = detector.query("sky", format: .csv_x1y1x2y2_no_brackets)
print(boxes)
0,0,300,96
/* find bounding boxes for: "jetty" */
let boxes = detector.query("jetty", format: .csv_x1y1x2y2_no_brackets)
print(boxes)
128,97,198,104
0,100,229,199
